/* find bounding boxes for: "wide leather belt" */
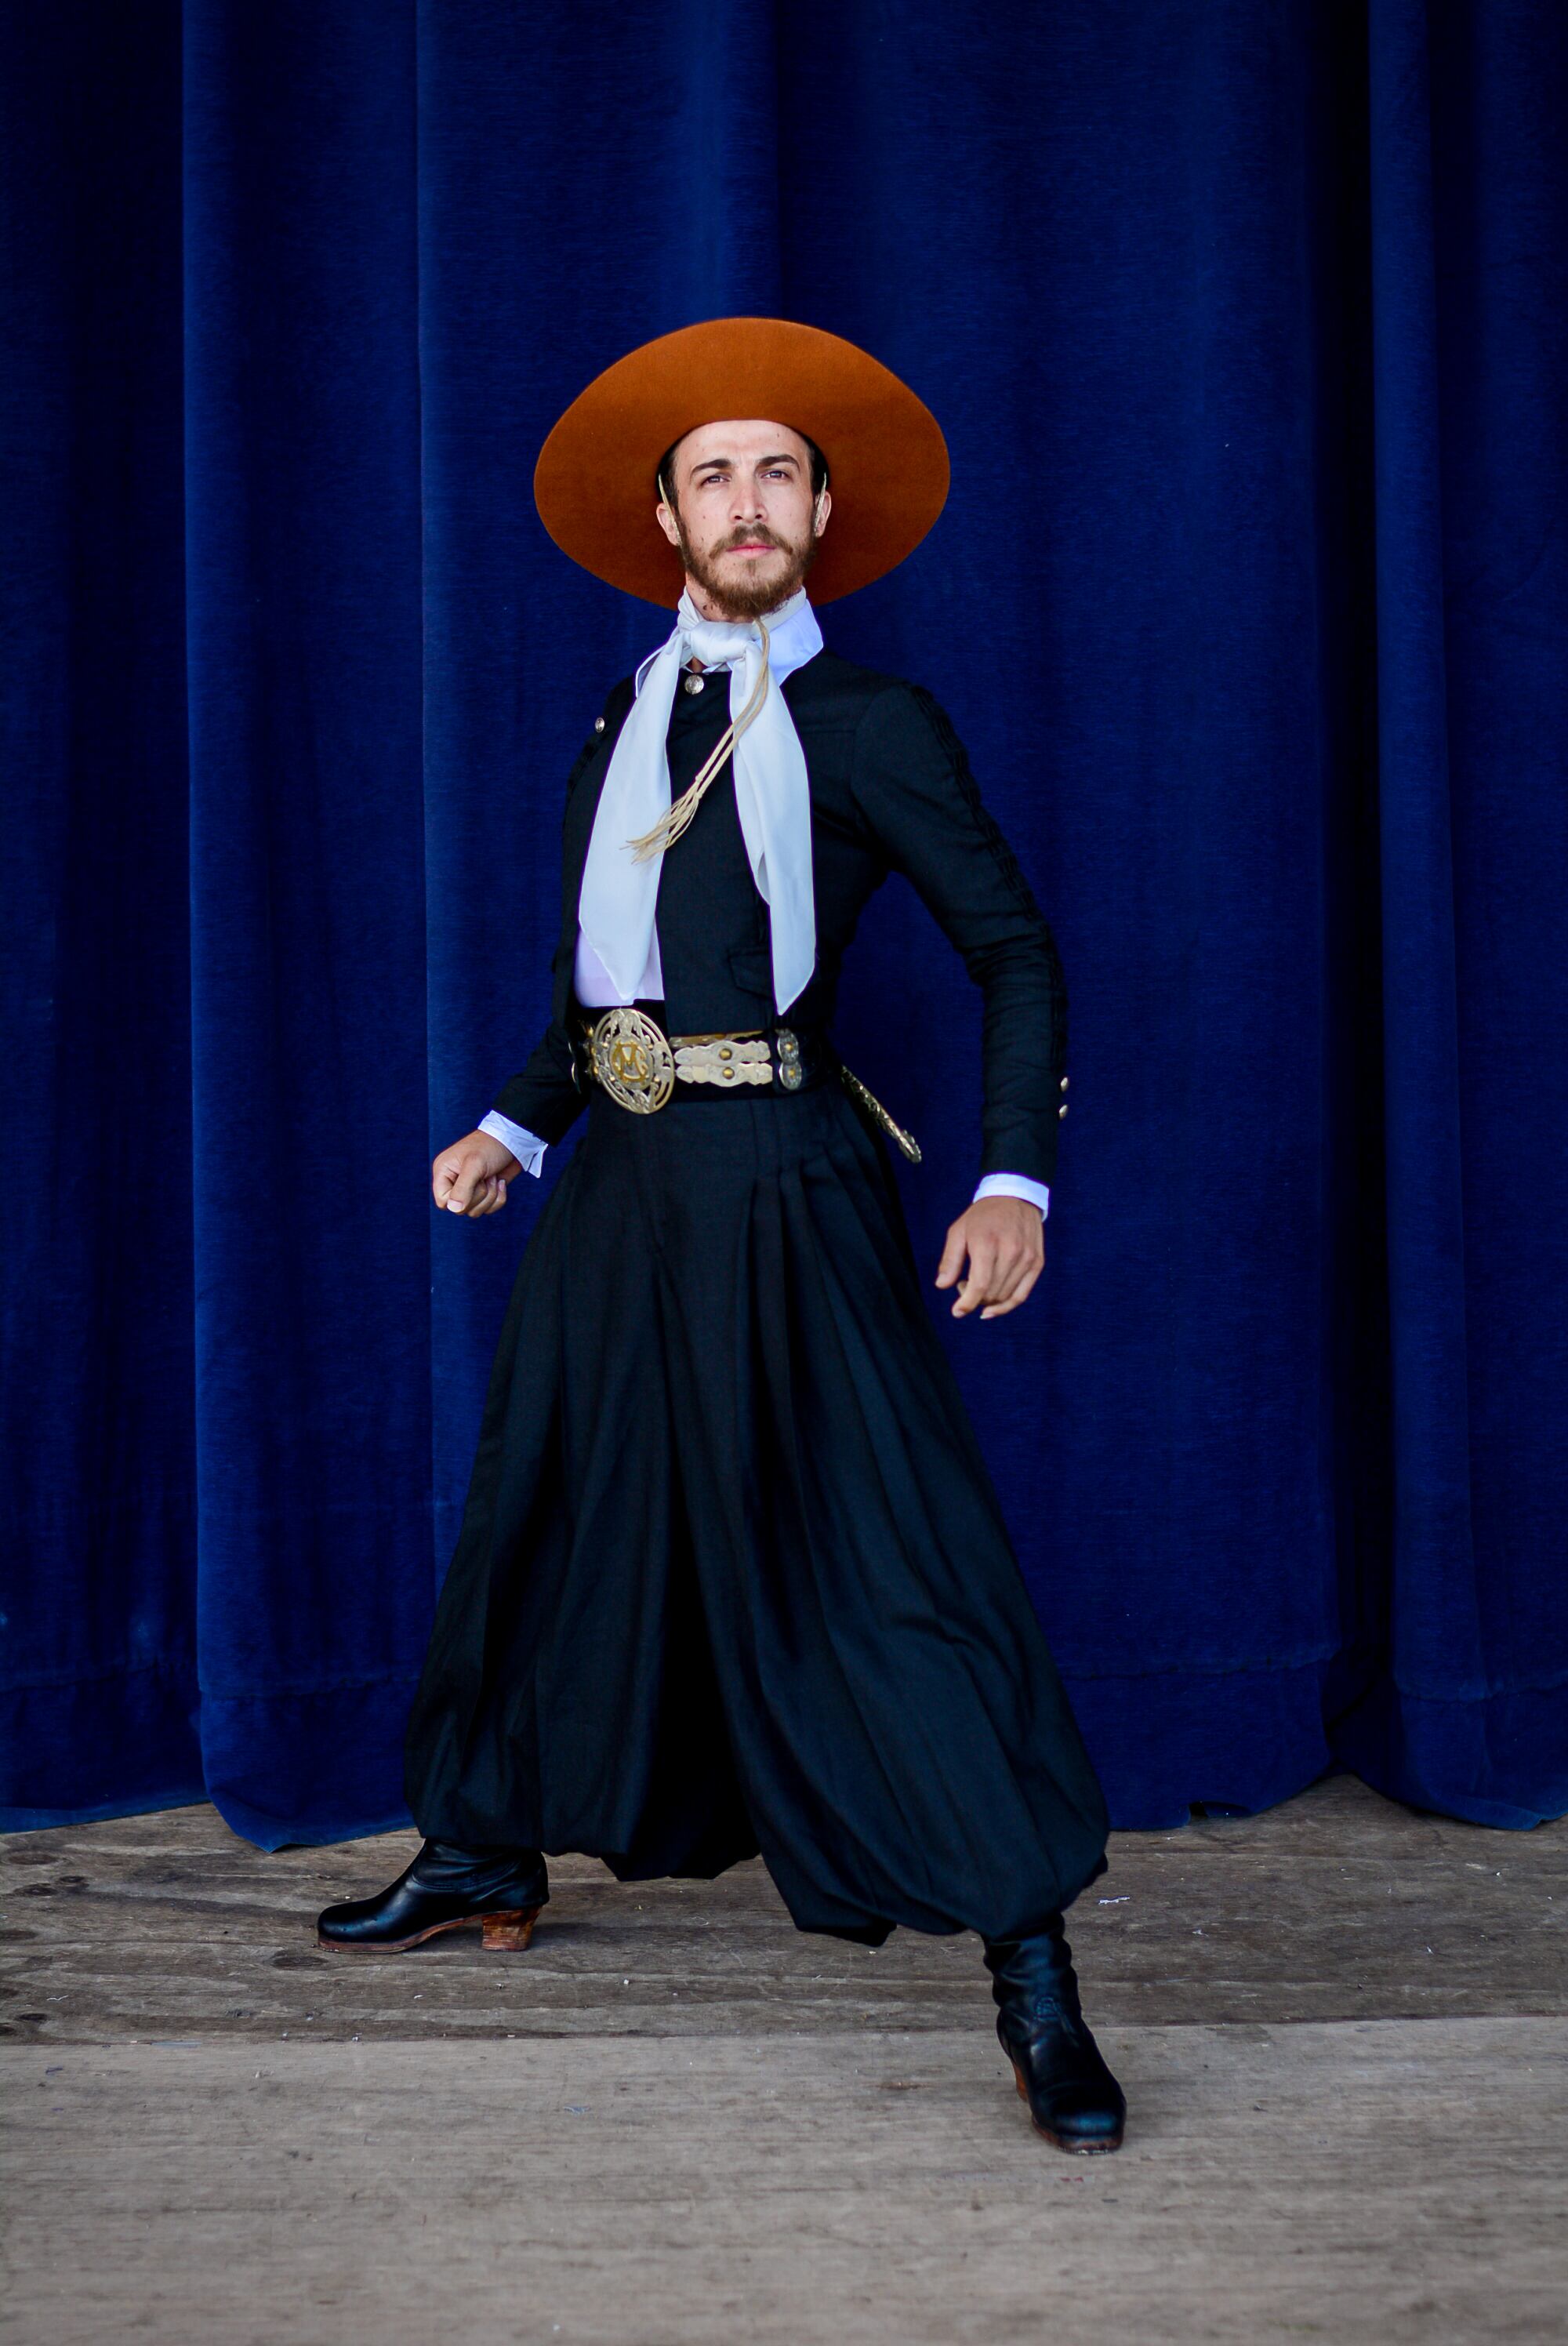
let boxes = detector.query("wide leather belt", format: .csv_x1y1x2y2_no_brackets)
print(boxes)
574,1004,820,1115
572,1002,923,1162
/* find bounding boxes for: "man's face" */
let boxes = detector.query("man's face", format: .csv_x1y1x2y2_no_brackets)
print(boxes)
655,418,830,621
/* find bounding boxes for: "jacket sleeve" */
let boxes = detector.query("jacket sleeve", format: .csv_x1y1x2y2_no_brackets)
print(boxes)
483,706,621,1149
487,1019,585,1149
848,681,1069,1189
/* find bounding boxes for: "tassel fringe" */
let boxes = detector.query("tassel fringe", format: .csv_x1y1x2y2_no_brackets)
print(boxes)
626,615,774,862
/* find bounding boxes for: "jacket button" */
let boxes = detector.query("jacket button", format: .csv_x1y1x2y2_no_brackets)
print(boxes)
1058,1102,1069,1117
593,716,606,732
1059,1074,1069,1089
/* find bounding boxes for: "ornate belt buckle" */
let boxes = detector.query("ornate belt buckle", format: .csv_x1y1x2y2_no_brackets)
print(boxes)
775,1027,804,1091
590,1005,675,1113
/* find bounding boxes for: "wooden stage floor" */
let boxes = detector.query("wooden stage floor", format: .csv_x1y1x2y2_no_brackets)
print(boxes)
4,1772,1565,2342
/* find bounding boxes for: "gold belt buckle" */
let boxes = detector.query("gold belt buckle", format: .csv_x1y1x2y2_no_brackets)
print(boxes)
588,1005,676,1113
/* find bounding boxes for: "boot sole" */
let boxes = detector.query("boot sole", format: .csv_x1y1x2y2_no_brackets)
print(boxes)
318,1904,543,1955
1011,2057,1125,2154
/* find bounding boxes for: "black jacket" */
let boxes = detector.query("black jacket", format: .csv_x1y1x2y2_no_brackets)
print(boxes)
490,649,1069,1188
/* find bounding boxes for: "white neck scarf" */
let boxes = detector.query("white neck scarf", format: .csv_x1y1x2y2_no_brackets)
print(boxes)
576,585,823,1016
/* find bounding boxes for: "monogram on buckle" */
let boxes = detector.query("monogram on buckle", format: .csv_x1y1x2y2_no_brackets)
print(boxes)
589,1005,676,1113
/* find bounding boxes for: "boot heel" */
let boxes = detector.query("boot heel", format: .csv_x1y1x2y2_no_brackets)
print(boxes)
481,1905,542,1952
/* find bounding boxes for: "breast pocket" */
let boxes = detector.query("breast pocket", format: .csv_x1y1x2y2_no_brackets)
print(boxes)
727,941,773,1002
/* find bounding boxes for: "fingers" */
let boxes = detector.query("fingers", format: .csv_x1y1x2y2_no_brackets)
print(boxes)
978,1258,1041,1319
947,1209,1045,1318
461,1173,506,1217
950,1229,996,1316
432,1149,509,1218
980,1231,1042,1313
975,1234,1043,1316
935,1218,968,1291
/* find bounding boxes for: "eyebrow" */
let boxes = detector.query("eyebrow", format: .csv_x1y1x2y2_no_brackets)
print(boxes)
690,450,803,474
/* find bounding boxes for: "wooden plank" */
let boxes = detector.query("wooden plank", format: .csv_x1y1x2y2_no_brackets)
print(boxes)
3,1774,1564,2046
5,2021,1565,2345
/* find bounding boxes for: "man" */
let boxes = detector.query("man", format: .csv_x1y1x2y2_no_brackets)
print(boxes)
319,319,1126,2155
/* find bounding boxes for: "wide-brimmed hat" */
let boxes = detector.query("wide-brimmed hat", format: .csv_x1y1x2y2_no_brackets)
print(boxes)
533,317,949,607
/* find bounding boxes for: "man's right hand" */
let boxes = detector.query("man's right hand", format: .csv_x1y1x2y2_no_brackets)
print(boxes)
432,1129,522,1218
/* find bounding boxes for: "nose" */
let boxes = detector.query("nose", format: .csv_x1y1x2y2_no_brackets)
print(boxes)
730,473,766,525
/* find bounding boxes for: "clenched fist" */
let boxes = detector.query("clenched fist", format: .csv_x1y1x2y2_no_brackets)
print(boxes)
432,1129,523,1219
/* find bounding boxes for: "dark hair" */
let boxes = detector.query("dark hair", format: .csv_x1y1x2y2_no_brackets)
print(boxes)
656,427,829,510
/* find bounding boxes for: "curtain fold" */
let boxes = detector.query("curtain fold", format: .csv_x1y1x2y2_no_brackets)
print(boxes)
1331,0,1568,1825
4,0,1563,1844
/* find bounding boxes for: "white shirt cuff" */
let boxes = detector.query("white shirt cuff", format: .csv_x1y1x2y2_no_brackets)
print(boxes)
474,1121,1047,1213
972,1172,1050,1219
477,1109,548,1176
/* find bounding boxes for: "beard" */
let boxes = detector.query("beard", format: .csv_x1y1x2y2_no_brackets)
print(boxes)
673,513,818,621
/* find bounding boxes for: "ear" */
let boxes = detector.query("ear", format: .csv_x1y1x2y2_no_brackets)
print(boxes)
655,488,682,550
813,486,832,539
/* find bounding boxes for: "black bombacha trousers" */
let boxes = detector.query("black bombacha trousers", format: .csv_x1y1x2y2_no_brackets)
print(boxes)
403,1076,1109,1947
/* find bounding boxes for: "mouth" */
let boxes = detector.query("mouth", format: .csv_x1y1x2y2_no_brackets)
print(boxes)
723,540,782,558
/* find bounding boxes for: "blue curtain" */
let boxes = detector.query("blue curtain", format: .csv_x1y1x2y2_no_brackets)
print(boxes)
5,0,1564,1844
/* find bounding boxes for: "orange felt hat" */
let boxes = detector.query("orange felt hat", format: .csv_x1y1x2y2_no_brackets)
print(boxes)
532,317,949,607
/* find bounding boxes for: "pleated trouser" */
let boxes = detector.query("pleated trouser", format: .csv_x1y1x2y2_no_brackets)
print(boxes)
404,1078,1109,1945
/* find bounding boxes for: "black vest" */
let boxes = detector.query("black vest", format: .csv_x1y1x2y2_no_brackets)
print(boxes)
649,675,778,1033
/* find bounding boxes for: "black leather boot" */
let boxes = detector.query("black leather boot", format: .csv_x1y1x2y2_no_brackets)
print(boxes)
317,1839,549,1952
983,1914,1126,2153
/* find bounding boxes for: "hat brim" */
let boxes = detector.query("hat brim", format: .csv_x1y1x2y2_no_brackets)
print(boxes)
533,317,949,608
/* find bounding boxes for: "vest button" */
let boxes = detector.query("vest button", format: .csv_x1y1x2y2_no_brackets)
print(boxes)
682,673,706,695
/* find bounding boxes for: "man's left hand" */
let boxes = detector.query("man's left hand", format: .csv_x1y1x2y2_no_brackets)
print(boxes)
935,1196,1045,1320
